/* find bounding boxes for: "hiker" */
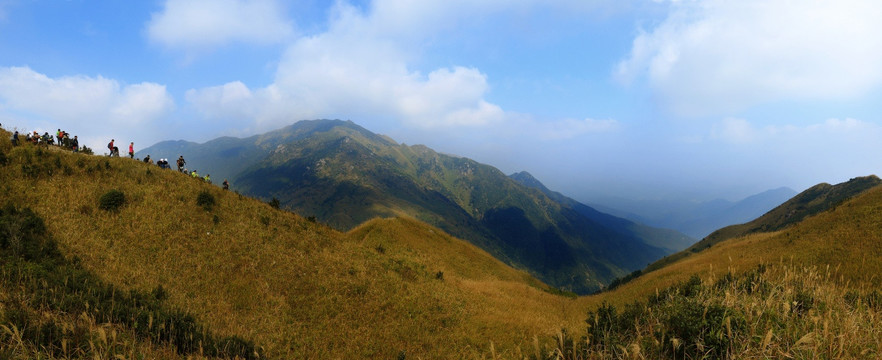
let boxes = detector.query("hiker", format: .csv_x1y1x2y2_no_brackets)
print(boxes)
71,136,79,153
191,170,199,179
222,179,229,190
203,174,211,184
56,129,62,146
107,139,115,156
11,131,18,146
143,155,152,164
111,146,120,157
42,132,52,146
128,142,134,159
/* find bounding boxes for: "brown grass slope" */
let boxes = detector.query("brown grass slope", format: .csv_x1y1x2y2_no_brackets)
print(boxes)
644,175,882,274
572,181,882,359
0,128,590,358
600,179,882,306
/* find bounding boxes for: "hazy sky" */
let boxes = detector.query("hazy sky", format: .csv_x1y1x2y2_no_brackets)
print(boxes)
2,0,882,202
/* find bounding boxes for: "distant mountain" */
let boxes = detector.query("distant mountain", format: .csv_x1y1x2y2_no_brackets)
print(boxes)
589,186,798,239
644,175,882,273
138,120,350,184
143,120,674,293
509,171,695,253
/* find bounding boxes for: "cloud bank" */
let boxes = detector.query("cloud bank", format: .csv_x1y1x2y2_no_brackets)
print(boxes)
0,66,174,151
181,1,610,137
617,0,882,117
147,0,295,50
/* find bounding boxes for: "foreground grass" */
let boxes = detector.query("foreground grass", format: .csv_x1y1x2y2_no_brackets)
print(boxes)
540,263,882,359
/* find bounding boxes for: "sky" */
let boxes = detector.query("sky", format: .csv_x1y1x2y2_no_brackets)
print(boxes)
2,0,882,204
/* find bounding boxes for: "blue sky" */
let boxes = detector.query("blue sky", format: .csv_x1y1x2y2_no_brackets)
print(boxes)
2,0,882,203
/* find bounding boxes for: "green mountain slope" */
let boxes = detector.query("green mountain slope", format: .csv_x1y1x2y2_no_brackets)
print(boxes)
138,120,351,183
228,120,667,293
509,171,695,253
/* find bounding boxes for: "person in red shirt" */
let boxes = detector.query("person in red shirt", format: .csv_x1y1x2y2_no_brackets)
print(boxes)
128,142,134,159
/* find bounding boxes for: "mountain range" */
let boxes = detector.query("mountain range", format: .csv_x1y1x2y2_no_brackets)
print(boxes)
588,186,798,239
5,124,882,358
142,119,694,293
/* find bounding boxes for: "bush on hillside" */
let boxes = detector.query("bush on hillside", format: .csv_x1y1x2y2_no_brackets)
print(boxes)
196,190,216,211
98,189,126,212
268,197,280,209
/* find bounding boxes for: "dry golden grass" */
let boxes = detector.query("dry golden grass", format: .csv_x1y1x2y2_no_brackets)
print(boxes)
0,133,590,358
599,184,882,307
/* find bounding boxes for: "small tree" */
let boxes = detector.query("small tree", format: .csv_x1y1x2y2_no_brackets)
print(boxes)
98,189,126,212
196,190,216,211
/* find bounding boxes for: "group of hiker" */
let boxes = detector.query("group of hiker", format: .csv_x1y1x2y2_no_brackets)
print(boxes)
105,139,136,158
6,124,230,191
140,153,230,190
10,128,81,152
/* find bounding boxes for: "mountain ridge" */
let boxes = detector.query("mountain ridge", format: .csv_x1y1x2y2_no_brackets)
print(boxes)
588,186,798,239
143,119,684,293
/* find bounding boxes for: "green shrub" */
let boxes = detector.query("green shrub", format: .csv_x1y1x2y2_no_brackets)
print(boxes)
196,190,216,211
661,299,745,358
98,189,126,212
268,197,280,209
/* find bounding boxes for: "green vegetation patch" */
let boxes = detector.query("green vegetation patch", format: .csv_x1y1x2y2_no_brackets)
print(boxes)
196,190,216,211
98,189,126,212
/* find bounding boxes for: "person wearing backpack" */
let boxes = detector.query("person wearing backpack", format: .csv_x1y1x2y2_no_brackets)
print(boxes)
72,136,79,152
177,156,186,172
107,139,114,156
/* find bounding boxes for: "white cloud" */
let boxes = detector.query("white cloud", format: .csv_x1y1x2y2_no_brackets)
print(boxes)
186,2,508,132
147,0,294,50
184,1,625,139
617,0,882,117
0,66,174,151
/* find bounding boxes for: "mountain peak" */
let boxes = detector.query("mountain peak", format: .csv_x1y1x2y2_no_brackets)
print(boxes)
509,171,549,192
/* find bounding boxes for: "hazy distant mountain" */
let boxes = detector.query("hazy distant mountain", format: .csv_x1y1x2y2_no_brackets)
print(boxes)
644,175,882,273
144,120,676,293
589,186,798,239
509,171,695,253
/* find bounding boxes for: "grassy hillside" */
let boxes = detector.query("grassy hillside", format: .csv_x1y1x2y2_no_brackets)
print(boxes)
644,176,881,274
572,182,882,358
604,180,882,304
0,127,593,358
